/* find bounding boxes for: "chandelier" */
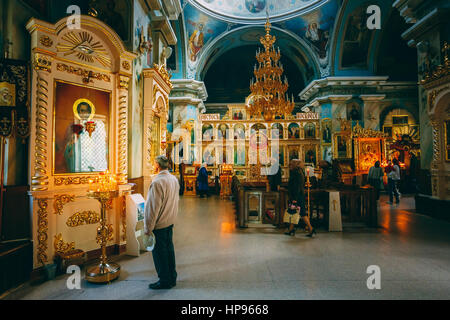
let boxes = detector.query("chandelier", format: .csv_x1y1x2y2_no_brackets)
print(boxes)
247,16,295,122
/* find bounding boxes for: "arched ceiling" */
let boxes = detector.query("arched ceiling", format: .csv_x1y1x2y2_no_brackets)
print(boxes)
198,26,318,85
182,0,340,80
204,44,306,104
190,0,328,24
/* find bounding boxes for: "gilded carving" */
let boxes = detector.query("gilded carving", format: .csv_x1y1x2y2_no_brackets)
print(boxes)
122,61,130,70
352,123,388,139
39,35,53,47
32,75,49,191
428,86,449,111
54,176,97,186
96,224,114,244
152,63,173,89
421,41,450,87
118,75,130,89
117,94,128,184
54,233,75,254
34,53,52,73
56,63,111,82
57,31,111,68
37,199,49,265
66,211,100,227
53,195,75,215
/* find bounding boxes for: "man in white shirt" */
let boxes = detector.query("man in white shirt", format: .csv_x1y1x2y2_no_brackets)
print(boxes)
388,158,401,204
145,155,180,289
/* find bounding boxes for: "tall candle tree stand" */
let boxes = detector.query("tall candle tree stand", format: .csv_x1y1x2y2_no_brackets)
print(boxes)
86,173,120,283
305,168,312,231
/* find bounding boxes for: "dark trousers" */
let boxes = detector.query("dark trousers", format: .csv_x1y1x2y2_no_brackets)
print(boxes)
152,225,177,285
388,178,400,203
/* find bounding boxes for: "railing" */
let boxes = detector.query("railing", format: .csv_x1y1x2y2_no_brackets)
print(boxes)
232,176,378,228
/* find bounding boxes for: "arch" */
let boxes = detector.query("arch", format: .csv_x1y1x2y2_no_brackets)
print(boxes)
288,123,300,139
379,104,419,130
195,25,321,82
331,0,390,75
52,15,136,72
431,90,450,117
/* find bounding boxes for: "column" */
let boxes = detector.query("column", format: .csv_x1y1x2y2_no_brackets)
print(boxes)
360,95,386,130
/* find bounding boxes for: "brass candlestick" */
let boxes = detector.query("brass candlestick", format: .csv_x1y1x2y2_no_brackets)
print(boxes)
86,188,120,283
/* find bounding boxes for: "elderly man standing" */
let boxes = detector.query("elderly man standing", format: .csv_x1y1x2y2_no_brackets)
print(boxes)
145,155,180,290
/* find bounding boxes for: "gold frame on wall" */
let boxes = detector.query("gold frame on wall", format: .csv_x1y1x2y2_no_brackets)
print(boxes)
52,79,113,176
333,133,353,159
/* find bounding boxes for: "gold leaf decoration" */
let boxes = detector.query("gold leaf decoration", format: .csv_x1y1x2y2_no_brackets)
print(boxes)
66,211,100,227
54,233,75,254
54,194,75,215
57,31,111,68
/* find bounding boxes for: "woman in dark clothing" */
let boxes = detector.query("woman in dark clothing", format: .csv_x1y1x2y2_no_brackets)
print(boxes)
197,163,209,198
285,160,316,237
268,159,282,192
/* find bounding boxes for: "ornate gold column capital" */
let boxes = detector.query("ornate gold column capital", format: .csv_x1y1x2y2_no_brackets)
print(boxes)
118,75,130,90
33,53,53,73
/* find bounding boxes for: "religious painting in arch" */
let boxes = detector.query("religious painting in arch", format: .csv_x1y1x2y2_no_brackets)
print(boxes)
234,124,246,140
53,81,110,175
202,124,214,140
288,123,300,139
250,123,267,136
340,6,374,69
271,123,284,139
218,123,229,139
304,122,316,139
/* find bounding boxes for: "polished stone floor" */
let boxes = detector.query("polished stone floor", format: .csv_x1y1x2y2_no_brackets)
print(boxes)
3,195,450,300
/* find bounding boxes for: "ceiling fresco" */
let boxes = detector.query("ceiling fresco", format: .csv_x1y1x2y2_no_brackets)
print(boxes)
189,0,328,23
182,0,341,80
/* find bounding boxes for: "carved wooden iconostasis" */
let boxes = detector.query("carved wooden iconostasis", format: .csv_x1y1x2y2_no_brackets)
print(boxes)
26,16,136,269
142,65,172,198
198,106,321,183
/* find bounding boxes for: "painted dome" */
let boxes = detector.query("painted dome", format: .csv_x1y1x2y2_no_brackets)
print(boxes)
191,0,327,23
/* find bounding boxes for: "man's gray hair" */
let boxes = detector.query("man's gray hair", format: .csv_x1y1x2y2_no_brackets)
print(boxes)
156,155,169,170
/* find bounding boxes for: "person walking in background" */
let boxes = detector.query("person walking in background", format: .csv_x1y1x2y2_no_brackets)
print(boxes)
145,155,180,290
285,160,316,237
197,163,209,198
368,161,384,200
388,158,401,204
268,157,282,192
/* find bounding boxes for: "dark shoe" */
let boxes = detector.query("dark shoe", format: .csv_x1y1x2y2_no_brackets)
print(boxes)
149,281,174,290
284,230,295,236
306,228,316,238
